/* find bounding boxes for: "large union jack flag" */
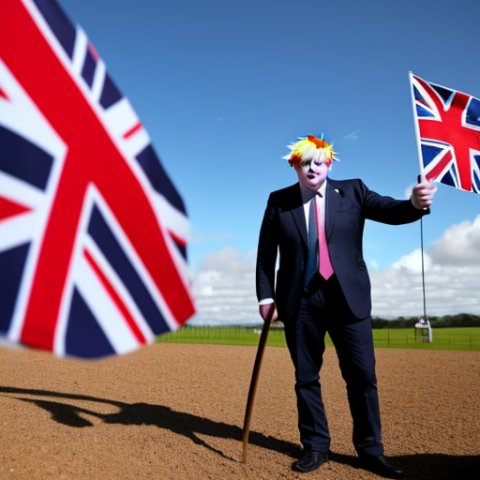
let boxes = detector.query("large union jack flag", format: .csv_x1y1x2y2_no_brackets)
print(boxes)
410,72,480,193
0,0,195,358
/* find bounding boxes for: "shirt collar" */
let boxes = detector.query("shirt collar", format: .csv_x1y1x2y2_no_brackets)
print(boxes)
300,179,328,202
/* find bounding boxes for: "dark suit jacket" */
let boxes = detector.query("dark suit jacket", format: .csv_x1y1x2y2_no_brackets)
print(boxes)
256,178,428,323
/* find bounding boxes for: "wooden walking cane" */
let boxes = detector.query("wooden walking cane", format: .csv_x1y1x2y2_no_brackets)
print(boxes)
241,310,277,463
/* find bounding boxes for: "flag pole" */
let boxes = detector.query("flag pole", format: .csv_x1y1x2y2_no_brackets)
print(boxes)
241,312,275,463
409,71,425,175
419,217,427,321
409,71,428,322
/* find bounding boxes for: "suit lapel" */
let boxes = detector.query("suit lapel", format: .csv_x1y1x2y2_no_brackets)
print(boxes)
288,181,343,245
289,184,308,247
325,180,343,239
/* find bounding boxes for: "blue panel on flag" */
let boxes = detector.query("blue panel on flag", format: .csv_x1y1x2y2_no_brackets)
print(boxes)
136,145,186,213
81,49,96,88
174,238,187,260
0,126,53,190
416,104,434,119
88,205,170,335
441,170,456,187
99,74,122,109
414,87,428,105
66,289,115,358
0,243,30,333
474,169,480,189
473,155,480,183
33,0,76,58
421,144,443,168
466,98,480,128
431,84,454,105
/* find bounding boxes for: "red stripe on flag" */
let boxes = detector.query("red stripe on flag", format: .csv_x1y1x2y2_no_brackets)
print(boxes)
123,121,142,139
0,195,31,221
0,86,9,100
426,150,453,182
168,229,186,248
83,248,147,345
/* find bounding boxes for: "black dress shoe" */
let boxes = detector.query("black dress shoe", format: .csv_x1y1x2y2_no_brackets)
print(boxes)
358,454,403,479
292,450,329,473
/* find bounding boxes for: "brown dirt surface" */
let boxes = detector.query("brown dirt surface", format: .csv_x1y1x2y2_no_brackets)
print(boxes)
0,343,479,479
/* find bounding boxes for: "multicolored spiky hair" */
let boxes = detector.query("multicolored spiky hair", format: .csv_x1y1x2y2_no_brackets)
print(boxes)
283,135,338,167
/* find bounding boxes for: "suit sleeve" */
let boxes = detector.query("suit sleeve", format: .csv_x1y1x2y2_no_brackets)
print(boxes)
256,194,279,302
360,180,430,225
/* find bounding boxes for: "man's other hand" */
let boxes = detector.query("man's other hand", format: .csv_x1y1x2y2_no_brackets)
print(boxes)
259,302,276,323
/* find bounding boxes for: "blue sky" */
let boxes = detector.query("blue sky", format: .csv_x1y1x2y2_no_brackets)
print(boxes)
62,0,480,323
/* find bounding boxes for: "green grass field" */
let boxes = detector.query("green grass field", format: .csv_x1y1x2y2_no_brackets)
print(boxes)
158,326,480,351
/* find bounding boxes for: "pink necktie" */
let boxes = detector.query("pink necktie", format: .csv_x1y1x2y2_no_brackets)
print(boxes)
314,195,334,280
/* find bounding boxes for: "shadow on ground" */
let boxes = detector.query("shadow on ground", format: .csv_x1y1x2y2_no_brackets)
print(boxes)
329,451,479,480
2,386,478,479
0,386,299,461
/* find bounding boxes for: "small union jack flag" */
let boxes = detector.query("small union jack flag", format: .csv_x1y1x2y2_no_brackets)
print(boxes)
0,0,195,358
410,72,480,193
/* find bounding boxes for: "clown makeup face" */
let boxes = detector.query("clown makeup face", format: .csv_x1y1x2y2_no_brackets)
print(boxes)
294,158,331,192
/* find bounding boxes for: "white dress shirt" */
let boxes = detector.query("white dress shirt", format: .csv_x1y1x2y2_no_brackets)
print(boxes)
258,180,328,306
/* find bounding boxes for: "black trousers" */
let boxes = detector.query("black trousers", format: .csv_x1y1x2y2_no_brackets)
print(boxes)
284,274,383,456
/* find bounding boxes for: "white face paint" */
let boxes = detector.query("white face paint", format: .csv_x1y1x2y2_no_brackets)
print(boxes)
294,159,331,192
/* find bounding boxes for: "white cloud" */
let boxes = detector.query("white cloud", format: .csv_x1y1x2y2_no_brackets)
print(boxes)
343,130,360,141
190,230,236,244
391,248,432,273
190,217,480,325
429,216,480,265
371,216,480,317
370,259,380,270
189,247,259,326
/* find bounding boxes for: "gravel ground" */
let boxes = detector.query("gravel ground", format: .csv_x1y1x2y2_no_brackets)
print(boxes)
0,343,479,479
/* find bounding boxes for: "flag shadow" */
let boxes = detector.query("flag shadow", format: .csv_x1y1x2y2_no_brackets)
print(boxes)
0,386,300,461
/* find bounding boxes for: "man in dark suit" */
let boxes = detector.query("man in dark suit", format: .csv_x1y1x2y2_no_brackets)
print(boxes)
256,135,436,478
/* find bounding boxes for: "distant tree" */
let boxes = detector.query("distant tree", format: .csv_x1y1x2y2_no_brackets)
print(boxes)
372,313,480,329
